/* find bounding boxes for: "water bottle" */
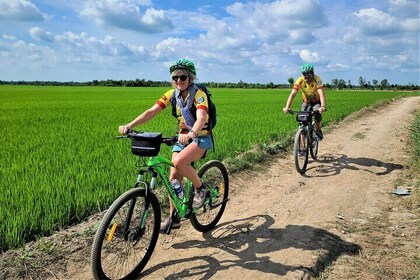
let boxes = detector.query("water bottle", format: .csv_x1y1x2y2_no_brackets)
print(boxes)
171,179,184,199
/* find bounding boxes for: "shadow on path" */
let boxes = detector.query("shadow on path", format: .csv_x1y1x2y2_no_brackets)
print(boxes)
142,215,361,279
303,153,403,178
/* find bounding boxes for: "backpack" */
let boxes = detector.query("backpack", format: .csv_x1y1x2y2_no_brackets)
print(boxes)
170,83,217,130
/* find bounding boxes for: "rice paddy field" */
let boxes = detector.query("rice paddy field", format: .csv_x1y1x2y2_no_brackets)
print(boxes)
0,85,417,252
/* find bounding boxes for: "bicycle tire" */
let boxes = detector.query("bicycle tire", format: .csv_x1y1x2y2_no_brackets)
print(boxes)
91,188,161,280
190,160,229,232
294,127,309,174
310,130,319,160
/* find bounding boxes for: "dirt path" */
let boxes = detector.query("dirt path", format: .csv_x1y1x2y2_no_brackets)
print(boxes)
1,96,419,280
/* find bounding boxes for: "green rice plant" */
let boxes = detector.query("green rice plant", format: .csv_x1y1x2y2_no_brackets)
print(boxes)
0,85,415,252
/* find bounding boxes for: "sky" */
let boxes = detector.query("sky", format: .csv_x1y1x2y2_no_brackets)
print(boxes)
0,0,419,85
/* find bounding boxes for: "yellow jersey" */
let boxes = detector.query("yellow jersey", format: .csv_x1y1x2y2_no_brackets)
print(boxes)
293,75,324,104
156,88,210,136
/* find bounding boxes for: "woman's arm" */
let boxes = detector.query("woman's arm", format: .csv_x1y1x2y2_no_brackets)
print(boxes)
119,104,163,134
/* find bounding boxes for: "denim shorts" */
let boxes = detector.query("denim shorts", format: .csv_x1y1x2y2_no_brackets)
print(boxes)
172,134,213,154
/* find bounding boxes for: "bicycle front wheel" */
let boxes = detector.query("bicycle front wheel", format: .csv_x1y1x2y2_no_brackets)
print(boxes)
91,188,161,280
190,160,229,232
294,127,309,174
310,129,319,160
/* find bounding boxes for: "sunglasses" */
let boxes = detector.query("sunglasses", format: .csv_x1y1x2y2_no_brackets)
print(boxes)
303,71,314,76
172,75,188,82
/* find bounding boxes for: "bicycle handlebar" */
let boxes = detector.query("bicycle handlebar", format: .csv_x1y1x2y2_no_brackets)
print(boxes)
287,109,325,115
117,130,179,146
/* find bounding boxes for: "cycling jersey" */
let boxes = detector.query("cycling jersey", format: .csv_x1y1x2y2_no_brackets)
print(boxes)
156,88,210,136
293,75,324,104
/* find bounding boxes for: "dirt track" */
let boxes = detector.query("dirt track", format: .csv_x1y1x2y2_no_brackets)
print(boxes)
1,96,419,280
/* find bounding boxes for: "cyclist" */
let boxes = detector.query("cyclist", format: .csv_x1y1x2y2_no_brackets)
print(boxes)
283,63,326,140
118,58,213,232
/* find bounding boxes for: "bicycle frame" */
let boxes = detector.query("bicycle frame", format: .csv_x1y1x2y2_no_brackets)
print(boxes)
299,120,314,141
135,155,193,219
294,111,317,142
91,131,230,280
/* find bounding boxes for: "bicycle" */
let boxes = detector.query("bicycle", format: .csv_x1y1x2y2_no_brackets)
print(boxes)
288,109,322,174
91,131,229,280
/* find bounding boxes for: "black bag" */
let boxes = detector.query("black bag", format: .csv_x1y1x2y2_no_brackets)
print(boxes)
296,112,312,123
131,132,162,156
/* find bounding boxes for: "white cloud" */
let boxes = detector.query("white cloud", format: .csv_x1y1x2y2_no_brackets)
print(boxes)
223,0,328,45
299,49,323,63
399,18,420,32
389,0,419,18
80,0,174,33
0,0,418,84
326,63,350,71
148,0,329,78
30,27,54,42
2,34,17,40
353,8,397,35
0,0,45,22
289,30,315,45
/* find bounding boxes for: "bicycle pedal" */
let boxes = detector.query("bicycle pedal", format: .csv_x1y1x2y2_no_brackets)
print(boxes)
159,218,173,235
165,219,173,234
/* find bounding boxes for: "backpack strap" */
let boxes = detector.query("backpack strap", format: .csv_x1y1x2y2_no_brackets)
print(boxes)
170,84,215,152
170,84,197,130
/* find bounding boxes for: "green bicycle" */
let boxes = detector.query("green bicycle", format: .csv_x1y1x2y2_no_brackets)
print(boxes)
91,131,229,280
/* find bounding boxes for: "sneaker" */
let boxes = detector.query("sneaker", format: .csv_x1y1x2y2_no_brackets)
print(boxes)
159,217,180,233
315,129,323,141
192,186,207,209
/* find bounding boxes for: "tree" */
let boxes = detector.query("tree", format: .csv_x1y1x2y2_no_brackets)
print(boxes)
372,79,378,88
337,79,346,90
380,79,389,90
288,77,294,86
358,76,366,88
331,79,338,89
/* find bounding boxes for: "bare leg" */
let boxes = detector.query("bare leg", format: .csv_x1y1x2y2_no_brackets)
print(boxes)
167,144,205,216
172,142,206,189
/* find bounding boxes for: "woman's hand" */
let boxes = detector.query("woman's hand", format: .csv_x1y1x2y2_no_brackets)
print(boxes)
178,132,196,145
118,124,132,135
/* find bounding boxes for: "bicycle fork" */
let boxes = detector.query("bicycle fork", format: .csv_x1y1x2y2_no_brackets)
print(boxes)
121,172,156,243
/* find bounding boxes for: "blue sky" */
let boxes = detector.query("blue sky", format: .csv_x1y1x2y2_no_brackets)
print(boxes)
0,0,419,85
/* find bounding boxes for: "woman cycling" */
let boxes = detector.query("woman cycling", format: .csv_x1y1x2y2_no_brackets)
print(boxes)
118,58,213,232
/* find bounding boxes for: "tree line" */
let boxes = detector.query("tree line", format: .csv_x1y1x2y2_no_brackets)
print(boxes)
0,77,418,90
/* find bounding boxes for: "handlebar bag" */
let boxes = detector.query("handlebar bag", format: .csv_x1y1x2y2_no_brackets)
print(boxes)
131,132,162,156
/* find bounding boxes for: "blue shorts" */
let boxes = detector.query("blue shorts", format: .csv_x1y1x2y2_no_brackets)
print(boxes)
172,135,213,155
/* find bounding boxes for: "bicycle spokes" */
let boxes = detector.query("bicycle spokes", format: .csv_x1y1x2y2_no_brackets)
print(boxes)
91,189,161,280
190,160,229,232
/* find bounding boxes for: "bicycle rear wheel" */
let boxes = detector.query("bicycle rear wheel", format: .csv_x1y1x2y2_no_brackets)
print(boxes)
294,127,309,174
91,188,161,280
190,160,229,232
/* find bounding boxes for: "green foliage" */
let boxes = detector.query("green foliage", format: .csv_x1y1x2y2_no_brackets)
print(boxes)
0,85,416,252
